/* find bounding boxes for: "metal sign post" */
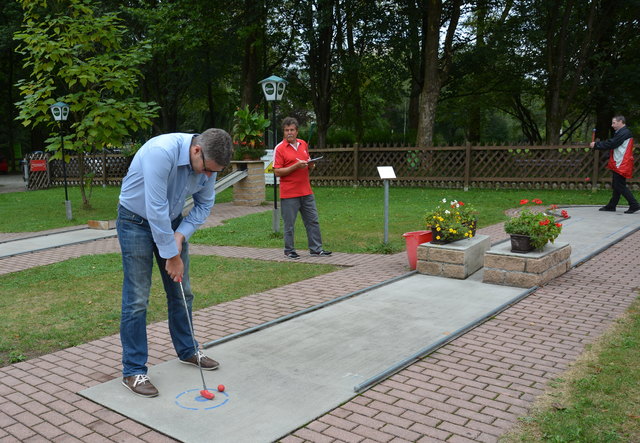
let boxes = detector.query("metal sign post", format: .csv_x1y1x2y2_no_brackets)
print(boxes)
259,75,288,233
272,104,280,232
376,166,396,244
50,102,72,220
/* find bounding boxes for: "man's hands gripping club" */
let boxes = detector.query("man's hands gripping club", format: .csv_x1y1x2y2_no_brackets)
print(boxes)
165,231,186,282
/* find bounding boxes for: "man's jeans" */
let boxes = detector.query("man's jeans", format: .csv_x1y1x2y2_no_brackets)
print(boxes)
116,204,197,377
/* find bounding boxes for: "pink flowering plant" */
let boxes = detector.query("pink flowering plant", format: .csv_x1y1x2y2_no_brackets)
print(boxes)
504,198,568,249
425,198,478,242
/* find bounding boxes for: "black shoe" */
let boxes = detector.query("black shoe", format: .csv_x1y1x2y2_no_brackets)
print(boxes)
599,206,616,212
285,251,300,260
624,206,640,214
122,374,159,398
180,351,219,370
310,250,332,256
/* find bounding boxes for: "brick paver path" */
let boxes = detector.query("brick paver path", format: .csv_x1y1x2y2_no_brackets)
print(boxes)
0,203,637,442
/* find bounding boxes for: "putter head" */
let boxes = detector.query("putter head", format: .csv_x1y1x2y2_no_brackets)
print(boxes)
200,389,215,400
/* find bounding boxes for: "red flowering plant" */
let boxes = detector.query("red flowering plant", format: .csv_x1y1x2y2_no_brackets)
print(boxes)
425,198,478,243
503,198,568,249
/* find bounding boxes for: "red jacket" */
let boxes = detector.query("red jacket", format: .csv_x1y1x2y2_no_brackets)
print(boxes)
594,126,634,178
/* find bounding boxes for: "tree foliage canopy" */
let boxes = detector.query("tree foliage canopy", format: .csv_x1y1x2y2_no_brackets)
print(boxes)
2,0,639,165
14,0,158,153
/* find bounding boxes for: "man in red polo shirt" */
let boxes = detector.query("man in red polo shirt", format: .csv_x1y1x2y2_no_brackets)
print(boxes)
273,117,331,259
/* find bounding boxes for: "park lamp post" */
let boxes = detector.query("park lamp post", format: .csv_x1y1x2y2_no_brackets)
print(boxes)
259,75,287,233
50,101,72,220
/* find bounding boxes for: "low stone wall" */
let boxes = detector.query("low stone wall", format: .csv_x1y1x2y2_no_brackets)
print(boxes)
416,235,490,279
483,241,571,288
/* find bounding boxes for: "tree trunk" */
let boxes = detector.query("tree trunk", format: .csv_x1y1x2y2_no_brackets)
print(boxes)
467,0,487,143
416,0,461,148
304,0,335,149
5,48,16,170
344,1,363,143
544,0,598,144
239,0,264,108
405,0,425,135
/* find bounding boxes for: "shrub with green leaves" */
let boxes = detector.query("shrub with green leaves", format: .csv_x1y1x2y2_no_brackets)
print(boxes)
425,198,478,242
504,199,564,249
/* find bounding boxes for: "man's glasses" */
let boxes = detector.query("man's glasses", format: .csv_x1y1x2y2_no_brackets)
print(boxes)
200,150,224,173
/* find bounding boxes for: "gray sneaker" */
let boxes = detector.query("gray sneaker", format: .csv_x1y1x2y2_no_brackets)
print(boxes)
122,374,159,398
310,250,332,256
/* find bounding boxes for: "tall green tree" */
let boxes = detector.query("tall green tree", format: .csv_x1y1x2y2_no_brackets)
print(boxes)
301,0,338,148
14,0,158,207
416,0,463,147
239,0,266,108
587,0,640,138
0,1,29,170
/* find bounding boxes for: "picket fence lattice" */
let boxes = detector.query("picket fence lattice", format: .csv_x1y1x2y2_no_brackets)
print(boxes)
32,143,640,191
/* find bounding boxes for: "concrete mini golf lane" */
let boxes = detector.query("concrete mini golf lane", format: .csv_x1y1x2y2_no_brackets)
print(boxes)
79,207,640,442
81,276,523,442
0,228,116,258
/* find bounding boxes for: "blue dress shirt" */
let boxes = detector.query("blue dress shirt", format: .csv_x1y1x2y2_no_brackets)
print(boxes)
119,133,217,259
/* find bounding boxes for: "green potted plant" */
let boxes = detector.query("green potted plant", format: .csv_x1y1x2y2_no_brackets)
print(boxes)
504,198,568,252
425,198,478,244
231,105,270,160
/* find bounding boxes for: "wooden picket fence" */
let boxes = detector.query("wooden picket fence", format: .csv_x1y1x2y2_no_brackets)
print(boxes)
307,143,640,190
48,152,131,187
31,143,640,191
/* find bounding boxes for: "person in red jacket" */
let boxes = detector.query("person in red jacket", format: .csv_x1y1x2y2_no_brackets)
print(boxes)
273,117,331,259
590,115,639,214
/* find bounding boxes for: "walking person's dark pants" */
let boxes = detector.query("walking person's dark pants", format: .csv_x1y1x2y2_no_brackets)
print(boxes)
605,172,639,209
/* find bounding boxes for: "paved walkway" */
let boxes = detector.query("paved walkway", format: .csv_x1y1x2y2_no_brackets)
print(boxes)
0,174,26,194
0,202,638,442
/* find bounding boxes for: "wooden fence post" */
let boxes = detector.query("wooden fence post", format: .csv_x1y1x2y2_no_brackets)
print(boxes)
464,142,471,191
592,148,600,192
102,150,107,186
353,143,359,182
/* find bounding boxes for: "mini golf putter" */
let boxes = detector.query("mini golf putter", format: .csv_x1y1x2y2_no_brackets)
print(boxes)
200,389,215,400
178,278,215,401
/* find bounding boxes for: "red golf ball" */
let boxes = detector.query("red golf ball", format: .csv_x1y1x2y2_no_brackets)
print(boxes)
217,384,225,392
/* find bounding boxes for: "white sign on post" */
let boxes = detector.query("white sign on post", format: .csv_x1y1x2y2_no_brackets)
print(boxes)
376,166,396,179
376,166,396,244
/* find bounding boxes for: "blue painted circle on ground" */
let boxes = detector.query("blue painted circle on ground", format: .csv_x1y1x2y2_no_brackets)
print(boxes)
175,388,229,411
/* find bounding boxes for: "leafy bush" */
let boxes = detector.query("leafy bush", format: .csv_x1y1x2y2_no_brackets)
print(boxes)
504,198,567,249
425,198,478,243
232,105,270,160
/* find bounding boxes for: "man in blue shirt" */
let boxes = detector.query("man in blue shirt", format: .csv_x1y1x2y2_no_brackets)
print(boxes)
117,129,232,397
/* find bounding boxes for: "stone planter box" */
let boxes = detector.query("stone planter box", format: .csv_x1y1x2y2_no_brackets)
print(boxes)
416,234,490,279
483,241,571,288
231,160,265,206
88,220,115,230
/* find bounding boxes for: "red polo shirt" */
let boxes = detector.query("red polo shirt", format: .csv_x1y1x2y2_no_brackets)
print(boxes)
274,138,313,198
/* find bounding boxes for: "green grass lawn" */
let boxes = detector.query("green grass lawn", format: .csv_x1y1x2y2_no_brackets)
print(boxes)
0,254,338,367
192,187,610,253
0,185,233,232
0,185,609,243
